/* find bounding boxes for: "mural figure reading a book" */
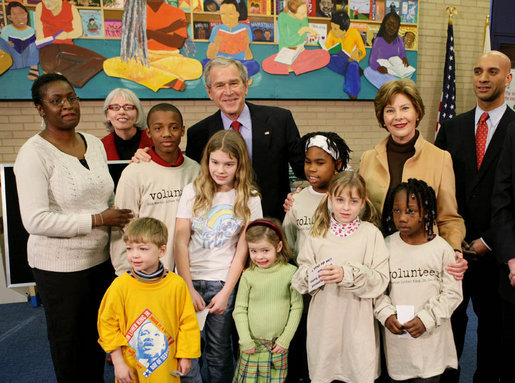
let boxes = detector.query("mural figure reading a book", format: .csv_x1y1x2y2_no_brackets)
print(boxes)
103,0,202,92
325,10,366,99
262,0,329,76
203,0,259,81
34,0,105,87
363,11,415,89
0,2,39,79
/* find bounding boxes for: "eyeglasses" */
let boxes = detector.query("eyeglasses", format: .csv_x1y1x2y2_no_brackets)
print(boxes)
107,104,136,111
42,96,80,106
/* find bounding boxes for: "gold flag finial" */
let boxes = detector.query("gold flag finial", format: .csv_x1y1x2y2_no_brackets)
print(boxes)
446,7,458,25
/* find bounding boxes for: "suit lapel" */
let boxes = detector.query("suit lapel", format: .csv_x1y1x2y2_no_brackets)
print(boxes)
473,109,514,188
211,110,224,135
248,103,272,163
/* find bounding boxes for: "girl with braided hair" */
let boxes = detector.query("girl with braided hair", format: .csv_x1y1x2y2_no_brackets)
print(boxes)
375,178,463,382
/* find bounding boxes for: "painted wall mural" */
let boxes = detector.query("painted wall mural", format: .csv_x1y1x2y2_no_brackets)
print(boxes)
0,0,419,100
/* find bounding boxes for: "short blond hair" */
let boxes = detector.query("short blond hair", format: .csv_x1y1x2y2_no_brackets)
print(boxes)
374,78,425,130
123,217,168,247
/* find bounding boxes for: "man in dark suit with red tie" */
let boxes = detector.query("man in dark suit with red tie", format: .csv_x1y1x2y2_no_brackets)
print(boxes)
186,56,305,220
435,50,514,383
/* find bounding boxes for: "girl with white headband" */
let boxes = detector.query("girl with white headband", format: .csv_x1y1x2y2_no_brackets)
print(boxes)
282,131,351,382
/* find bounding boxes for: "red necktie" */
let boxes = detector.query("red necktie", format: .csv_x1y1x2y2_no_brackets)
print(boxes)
475,112,489,169
231,120,241,133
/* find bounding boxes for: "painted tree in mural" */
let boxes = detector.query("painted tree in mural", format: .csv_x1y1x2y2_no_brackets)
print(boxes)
103,0,202,92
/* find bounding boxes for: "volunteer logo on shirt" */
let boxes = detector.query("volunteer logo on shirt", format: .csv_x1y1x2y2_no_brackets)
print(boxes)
193,204,242,249
125,309,175,377
390,267,441,283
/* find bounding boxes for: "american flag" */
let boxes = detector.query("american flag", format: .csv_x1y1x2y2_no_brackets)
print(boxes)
436,22,456,133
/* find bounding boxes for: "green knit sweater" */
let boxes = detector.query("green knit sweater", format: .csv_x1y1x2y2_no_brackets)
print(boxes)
233,262,303,351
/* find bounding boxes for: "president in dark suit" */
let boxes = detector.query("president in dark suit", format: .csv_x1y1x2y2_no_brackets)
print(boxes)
435,50,514,383
186,56,304,219
491,120,515,383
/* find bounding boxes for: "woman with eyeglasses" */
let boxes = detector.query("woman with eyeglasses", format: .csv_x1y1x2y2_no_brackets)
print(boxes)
14,73,133,382
102,88,153,160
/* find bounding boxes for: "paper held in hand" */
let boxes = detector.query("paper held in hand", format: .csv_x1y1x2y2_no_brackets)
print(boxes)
396,304,415,339
308,257,334,293
274,42,306,65
377,56,416,78
196,308,210,331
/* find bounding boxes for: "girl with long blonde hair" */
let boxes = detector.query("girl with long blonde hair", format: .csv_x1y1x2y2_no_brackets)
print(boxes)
292,171,389,383
175,130,262,382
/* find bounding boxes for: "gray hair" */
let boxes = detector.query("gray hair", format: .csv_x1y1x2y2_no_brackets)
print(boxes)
103,88,146,132
204,57,248,88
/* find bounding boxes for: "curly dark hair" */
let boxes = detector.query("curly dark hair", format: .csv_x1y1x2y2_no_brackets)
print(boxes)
383,178,437,237
299,131,351,171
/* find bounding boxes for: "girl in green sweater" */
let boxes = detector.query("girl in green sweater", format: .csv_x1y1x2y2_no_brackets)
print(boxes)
233,218,303,382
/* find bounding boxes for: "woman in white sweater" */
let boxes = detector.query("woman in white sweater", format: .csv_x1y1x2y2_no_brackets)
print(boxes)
14,73,133,383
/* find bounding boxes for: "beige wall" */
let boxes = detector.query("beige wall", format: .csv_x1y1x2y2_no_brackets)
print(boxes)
0,0,491,301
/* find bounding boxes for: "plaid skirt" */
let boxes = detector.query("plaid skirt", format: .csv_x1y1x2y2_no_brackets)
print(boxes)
233,339,288,383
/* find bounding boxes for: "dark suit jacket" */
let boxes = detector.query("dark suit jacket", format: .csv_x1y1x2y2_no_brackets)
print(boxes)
186,102,305,219
436,107,515,303
492,120,515,303
435,107,515,247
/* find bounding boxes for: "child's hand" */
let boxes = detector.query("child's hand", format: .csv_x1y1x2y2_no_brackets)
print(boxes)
190,289,206,312
271,344,287,354
243,346,257,354
318,265,344,284
207,289,230,314
111,349,134,383
177,358,192,375
402,56,409,67
377,66,388,74
403,317,426,338
385,314,404,335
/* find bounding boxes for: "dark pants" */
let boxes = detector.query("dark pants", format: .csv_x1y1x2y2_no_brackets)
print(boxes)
441,256,502,383
500,297,515,383
33,261,115,383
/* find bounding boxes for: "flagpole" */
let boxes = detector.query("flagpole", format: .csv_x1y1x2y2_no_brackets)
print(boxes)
483,15,491,53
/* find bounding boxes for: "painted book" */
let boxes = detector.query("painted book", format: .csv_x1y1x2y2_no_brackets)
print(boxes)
399,25,417,49
76,0,101,6
400,0,418,23
217,28,249,55
104,19,122,38
250,21,274,42
305,0,316,17
194,21,211,39
385,0,400,15
204,0,223,12
79,9,102,38
350,0,370,19
248,0,269,15
306,22,327,46
103,0,126,8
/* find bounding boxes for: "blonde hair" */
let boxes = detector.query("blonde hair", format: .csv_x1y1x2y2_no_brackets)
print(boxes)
123,217,168,247
193,130,259,224
245,218,292,267
311,171,380,237
287,0,306,13
374,78,425,129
